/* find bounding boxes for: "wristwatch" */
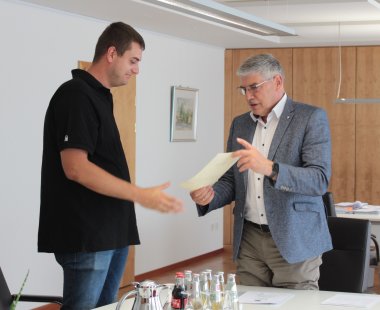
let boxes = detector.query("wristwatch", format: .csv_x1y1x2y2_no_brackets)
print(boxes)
269,162,279,180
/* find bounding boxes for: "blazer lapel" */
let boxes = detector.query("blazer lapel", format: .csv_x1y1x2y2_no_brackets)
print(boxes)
238,113,257,189
268,98,295,160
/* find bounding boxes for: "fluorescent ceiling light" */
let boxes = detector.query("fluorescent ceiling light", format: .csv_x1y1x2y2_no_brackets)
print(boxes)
136,0,296,36
368,0,380,9
335,98,380,104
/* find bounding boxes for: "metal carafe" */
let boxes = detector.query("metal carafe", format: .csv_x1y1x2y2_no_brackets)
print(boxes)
116,280,172,310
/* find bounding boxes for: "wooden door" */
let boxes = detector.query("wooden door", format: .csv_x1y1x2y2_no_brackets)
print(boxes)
78,61,136,287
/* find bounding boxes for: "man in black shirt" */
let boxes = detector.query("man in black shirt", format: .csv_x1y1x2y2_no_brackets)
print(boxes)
38,22,183,310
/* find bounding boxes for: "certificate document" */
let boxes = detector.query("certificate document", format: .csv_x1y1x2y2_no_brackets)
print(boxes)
180,152,239,191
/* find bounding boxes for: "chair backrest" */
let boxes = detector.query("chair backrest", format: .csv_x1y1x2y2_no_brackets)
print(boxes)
0,267,13,309
322,191,337,217
319,217,371,293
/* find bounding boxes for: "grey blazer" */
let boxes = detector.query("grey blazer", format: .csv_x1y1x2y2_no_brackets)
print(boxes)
198,98,333,263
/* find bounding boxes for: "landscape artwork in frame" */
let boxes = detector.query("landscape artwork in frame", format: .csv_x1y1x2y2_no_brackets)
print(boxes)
170,86,199,142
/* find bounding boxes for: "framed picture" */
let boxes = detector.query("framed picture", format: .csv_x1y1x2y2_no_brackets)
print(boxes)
170,86,199,142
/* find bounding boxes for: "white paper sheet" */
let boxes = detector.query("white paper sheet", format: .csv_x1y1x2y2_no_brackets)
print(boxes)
238,291,294,306
335,203,380,214
321,294,380,308
180,152,239,191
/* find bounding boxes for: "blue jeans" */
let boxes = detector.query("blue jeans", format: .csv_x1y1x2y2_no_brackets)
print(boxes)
55,247,129,310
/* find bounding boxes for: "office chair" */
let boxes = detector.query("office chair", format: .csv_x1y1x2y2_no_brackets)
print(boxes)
0,267,62,309
322,191,337,217
322,192,379,268
319,216,371,293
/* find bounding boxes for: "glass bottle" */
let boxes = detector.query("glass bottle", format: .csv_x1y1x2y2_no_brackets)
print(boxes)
184,270,193,293
204,269,213,289
210,274,222,310
200,271,209,304
217,271,225,293
223,273,239,310
189,273,203,310
172,272,188,310
217,271,225,305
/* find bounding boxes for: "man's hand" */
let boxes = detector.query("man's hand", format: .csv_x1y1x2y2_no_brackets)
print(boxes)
137,182,184,213
61,149,183,213
190,185,215,206
233,138,273,176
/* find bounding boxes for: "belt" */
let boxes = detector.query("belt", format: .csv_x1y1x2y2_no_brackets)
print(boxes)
245,220,270,233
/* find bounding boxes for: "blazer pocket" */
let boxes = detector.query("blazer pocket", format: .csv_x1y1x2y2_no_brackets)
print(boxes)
293,202,319,213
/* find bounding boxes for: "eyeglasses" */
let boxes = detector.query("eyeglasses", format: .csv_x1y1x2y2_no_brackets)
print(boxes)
238,79,271,96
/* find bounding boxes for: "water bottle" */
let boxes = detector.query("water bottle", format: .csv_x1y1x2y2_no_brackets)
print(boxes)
223,274,239,310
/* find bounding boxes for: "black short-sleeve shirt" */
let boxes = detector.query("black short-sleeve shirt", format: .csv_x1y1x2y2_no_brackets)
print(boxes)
38,69,140,253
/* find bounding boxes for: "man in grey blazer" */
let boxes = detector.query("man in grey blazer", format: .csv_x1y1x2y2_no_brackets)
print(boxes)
190,54,332,289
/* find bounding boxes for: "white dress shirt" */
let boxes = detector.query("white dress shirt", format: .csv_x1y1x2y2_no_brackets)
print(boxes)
244,94,287,225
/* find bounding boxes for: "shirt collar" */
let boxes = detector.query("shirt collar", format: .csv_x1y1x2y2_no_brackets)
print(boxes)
71,69,111,93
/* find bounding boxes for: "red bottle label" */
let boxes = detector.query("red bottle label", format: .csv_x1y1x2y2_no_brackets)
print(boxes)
171,297,188,309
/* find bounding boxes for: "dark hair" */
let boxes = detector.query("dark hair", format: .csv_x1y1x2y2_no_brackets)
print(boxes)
93,22,145,63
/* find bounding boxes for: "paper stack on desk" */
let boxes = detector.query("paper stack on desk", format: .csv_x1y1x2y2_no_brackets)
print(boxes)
238,291,294,306
335,201,380,214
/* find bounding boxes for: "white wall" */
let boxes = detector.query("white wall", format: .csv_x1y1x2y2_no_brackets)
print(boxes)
135,31,224,274
0,0,224,306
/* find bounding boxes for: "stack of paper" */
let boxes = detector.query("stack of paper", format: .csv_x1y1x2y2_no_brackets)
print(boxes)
238,291,294,306
335,202,380,214
322,293,380,308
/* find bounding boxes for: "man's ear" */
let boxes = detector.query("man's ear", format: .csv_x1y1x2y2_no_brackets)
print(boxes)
274,74,283,89
106,46,117,63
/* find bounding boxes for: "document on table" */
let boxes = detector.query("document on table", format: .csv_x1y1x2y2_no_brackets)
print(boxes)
335,203,380,214
238,291,294,306
180,152,239,192
321,294,380,308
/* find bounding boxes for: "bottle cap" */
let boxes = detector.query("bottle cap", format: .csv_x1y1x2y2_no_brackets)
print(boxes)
176,272,184,278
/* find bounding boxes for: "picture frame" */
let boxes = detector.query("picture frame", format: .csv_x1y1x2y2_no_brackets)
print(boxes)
170,86,199,142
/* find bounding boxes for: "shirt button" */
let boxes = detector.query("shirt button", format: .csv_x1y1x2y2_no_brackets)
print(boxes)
258,178,260,181
258,196,261,199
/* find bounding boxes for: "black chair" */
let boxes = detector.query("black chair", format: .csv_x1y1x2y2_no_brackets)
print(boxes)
0,267,62,309
319,216,371,293
322,191,379,269
322,191,337,217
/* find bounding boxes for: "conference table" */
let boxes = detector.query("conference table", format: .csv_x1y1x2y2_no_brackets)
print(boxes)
94,285,380,309
337,211,380,240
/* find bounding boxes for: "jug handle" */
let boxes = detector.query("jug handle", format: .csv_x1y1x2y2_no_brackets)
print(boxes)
115,289,137,310
160,283,174,308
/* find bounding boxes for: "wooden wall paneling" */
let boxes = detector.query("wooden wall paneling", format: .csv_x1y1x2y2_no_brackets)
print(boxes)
292,47,356,202
356,46,380,204
78,61,136,286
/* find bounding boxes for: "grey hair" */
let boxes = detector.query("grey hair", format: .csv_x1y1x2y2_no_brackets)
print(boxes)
237,53,284,80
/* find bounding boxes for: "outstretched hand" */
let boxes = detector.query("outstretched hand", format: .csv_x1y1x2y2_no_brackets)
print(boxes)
137,182,184,213
190,185,214,206
233,137,273,176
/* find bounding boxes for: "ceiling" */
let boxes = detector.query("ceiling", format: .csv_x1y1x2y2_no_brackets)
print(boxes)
19,0,380,48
